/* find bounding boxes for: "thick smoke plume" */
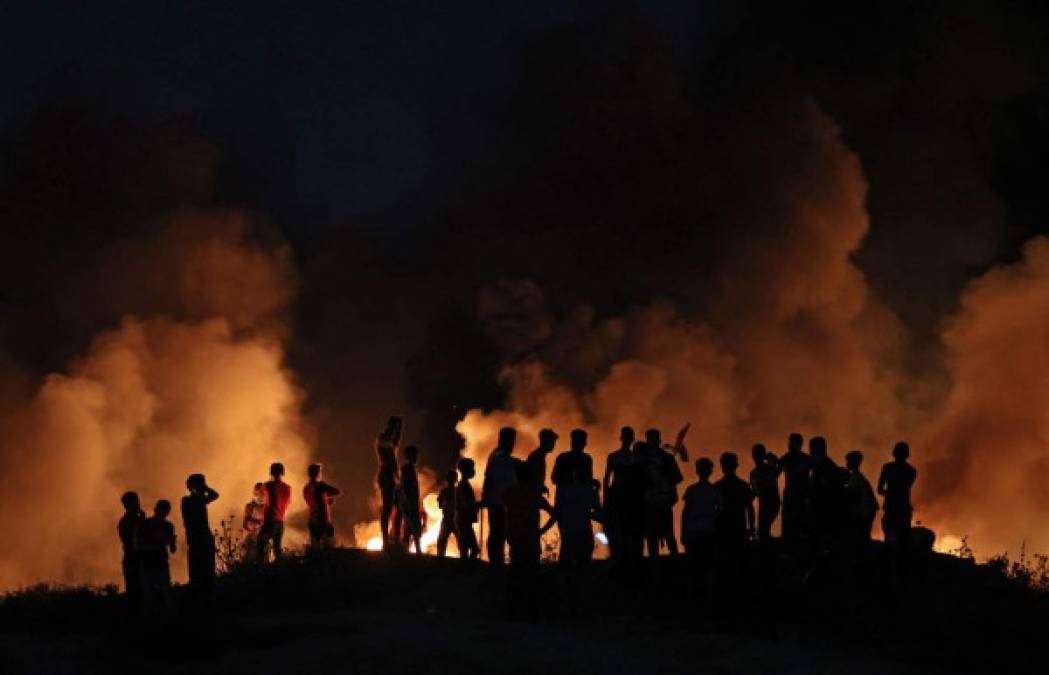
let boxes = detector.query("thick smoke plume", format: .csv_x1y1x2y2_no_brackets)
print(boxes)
0,211,311,589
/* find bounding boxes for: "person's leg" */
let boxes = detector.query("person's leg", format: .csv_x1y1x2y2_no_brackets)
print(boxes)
662,506,679,555
437,520,451,557
273,523,284,559
487,508,506,564
379,475,394,546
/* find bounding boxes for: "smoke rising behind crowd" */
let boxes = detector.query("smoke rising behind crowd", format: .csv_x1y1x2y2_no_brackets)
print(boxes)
1,2,1048,588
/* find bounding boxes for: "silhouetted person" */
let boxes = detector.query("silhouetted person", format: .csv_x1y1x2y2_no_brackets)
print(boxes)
502,461,557,567
398,446,423,554
118,491,145,610
808,436,846,549
257,462,291,562
525,428,558,495
482,427,519,565
181,474,219,597
436,470,458,557
552,429,597,564
304,463,341,550
843,450,878,543
618,440,651,560
749,443,781,542
642,428,683,557
682,458,720,572
376,416,402,550
878,441,917,546
780,433,811,541
455,458,481,560
714,452,755,573
242,482,266,563
603,426,638,559
140,499,177,607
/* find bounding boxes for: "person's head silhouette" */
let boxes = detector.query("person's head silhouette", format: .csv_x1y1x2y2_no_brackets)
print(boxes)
385,416,403,439
752,443,768,464
538,428,558,452
405,445,419,463
809,436,827,460
620,426,635,448
186,473,206,494
570,428,588,452
445,469,458,486
253,482,266,504
645,428,662,449
788,432,804,453
121,491,141,513
696,457,714,481
458,457,476,480
720,452,739,476
270,462,285,480
308,463,322,481
497,427,516,454
845,450,863,471
632,440,648,455
893,441,910,461
154,499,171,518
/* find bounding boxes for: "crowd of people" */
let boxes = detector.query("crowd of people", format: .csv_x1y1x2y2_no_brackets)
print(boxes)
374,417,919,570
118,462,342,608
117,415,919,607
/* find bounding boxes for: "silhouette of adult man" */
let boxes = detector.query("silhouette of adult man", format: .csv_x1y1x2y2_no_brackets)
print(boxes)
682,458,720,571
808,436,846,549
780,433,811,541
257,462,292,561
455,458,480,560
482,427,519,565
118,491,145,610
603,426,638,559
552,429,597,564
376,416,402,550
749,443,781,543
436,470,458,557
503,461,557,567
877,442,917,546
181,474,219,597
304,463,341,550
642,429,683,557
714,452,754,575
843,450,878,544
525,428,558,495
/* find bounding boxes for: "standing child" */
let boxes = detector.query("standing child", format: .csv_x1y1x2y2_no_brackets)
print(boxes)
242,483,266,562
436,470,458,557
140,499,177,607
455,458,480,560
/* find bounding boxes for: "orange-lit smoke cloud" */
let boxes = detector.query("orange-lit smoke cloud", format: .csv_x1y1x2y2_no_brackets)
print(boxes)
456,101,1046,559
0,212,312,589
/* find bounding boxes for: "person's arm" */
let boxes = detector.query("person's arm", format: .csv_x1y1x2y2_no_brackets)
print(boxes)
669,456,684,485
325,483,341,497
203,487,219,504
745,496,756,536
876,466,888,496
602,458,613,495
169,526,178,554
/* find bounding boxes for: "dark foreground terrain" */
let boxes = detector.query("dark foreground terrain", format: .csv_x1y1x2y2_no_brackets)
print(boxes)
1,545,1045,674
